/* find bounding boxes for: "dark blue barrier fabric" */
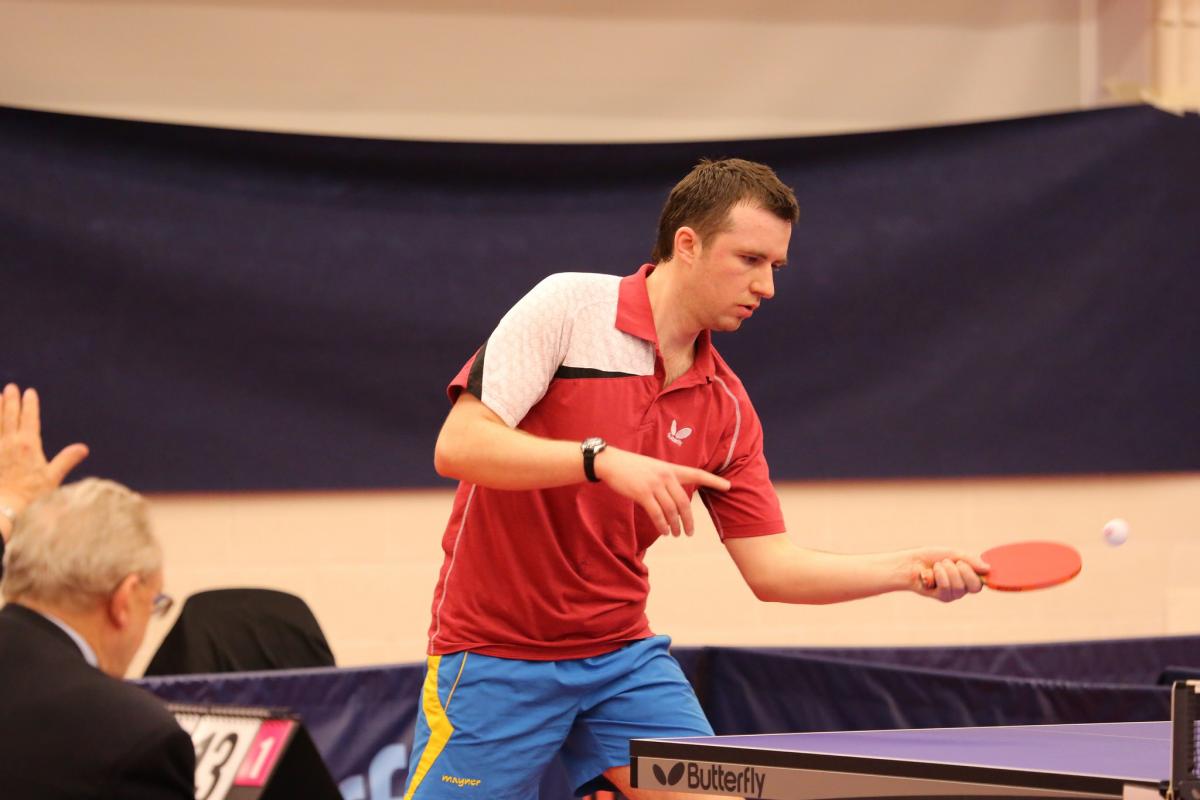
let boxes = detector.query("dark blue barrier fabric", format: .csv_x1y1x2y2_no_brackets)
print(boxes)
5,105,1199,490
692,649,1170,736
765,635,1200,685
137,636,1199,799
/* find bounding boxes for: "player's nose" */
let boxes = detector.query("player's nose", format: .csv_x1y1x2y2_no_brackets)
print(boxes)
751,268,775,300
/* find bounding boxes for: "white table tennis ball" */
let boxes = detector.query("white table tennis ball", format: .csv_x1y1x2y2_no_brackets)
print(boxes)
1103,518,1129,547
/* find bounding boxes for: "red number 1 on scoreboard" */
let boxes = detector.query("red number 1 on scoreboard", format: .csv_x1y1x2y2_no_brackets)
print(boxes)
234,719,295,788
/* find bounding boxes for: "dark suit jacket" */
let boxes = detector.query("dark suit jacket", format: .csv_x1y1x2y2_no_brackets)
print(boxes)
0,603,196,800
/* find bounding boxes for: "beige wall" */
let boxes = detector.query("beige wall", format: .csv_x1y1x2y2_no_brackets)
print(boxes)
1153,0,1200,109
0,0,1153,141
130,473,1200,676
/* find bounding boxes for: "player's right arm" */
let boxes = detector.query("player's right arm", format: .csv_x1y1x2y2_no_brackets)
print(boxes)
433,392,729,536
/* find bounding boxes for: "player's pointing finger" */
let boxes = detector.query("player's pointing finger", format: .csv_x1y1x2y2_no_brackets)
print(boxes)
683,467,730,492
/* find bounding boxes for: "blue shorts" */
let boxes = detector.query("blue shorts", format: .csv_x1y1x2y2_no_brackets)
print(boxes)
402,635,712,799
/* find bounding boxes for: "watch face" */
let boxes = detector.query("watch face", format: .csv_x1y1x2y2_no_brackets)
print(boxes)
582,437,605,452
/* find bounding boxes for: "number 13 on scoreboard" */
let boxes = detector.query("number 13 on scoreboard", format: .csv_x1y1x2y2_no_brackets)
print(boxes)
181,711,297,800
190,715,261,800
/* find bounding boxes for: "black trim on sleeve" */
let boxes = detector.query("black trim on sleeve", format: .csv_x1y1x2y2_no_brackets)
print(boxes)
554,366,636,380
465,341,487,398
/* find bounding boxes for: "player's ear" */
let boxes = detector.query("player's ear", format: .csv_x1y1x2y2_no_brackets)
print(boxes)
674,226,700,264
107,573,139,628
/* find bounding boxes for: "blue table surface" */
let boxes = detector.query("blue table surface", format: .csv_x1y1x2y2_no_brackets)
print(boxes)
649,721,1172,783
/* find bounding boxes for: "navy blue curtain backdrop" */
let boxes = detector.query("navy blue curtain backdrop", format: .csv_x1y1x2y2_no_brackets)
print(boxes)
4,105,1198,491
139,637,1200,800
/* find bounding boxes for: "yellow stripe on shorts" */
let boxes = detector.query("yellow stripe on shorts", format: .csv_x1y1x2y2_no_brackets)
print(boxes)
404,655,455,799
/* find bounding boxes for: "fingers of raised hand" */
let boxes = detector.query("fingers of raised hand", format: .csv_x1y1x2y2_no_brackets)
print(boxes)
1,386,43,439
47,443,90,486
0,384,18,436
19,387,40,435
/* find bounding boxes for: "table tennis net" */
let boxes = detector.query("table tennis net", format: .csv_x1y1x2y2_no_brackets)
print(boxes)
1170,681,1200,800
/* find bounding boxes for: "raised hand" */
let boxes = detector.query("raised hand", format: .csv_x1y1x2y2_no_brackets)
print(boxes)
0,384,90,535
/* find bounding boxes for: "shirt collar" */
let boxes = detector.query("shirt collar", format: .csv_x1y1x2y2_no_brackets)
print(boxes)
615,263,659,343
38,609,99,668
616,264,716,380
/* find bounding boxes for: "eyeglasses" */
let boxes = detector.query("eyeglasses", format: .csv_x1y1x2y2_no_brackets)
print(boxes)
152,592,175,618
111,574,175,618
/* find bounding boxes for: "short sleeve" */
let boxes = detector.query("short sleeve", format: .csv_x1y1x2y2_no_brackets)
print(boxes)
700,378,785,540
447,275,574,428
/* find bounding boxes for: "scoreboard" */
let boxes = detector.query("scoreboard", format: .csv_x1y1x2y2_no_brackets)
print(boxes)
170,704,341,800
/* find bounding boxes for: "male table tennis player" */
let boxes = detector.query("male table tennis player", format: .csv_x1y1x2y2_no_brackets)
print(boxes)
405,158,988,800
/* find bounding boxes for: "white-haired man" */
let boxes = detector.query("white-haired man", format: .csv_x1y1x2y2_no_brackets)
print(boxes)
0,477,195,799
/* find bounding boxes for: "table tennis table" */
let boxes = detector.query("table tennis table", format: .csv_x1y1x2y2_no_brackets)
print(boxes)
630,682,1200,800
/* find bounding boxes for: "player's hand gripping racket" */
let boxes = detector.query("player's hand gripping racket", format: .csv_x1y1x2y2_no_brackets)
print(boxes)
922,540,1082,592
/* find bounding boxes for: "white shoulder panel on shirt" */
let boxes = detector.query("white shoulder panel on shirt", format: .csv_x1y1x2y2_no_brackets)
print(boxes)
479,272,654,427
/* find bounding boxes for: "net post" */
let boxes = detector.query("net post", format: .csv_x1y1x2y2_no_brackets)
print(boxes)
1168,680,1200,800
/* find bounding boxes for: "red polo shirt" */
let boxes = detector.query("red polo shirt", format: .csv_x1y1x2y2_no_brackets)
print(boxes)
426,265,785,659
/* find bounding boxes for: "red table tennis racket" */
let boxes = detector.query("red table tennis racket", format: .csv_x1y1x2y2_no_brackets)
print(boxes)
922,540,1082,592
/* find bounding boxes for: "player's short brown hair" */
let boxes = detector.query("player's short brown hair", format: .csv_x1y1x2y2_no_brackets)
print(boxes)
652,158,799,263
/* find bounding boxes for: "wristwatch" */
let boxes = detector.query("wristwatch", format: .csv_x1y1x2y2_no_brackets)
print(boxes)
581,437,607,483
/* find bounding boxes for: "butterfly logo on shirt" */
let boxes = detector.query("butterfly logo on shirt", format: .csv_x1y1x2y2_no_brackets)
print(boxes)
667,419,693,446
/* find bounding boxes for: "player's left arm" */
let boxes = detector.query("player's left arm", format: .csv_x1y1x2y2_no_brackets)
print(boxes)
724,533,988,604
708,384,985,604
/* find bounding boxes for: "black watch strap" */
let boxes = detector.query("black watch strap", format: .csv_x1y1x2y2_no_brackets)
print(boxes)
581,437,606,483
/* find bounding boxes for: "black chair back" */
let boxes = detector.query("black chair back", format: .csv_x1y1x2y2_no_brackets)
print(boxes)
144,588,335,676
